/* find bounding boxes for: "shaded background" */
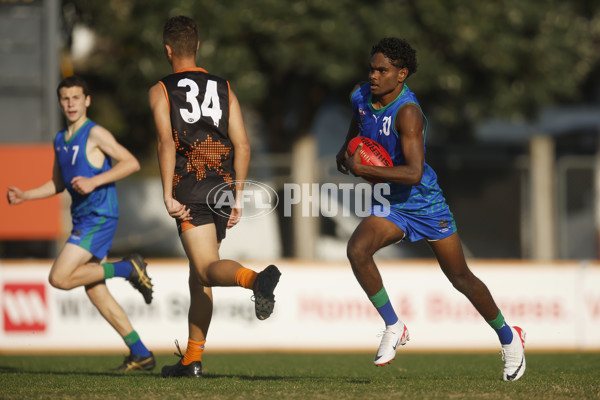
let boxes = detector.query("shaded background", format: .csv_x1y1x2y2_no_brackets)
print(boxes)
1,0,600,261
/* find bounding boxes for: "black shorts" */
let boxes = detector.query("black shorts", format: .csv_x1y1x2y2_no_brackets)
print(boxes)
177,203,231,242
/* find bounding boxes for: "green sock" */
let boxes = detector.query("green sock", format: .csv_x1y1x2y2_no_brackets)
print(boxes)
487,309,514,345
123,330,151,357
369,287,399,326
102,263,115,279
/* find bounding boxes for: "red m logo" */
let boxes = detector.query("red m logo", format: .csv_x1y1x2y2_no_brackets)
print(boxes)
2,283,48,332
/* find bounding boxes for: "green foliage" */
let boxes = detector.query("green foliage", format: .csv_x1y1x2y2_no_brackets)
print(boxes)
0,353,599,399
407,0,599,135
63,0,600,155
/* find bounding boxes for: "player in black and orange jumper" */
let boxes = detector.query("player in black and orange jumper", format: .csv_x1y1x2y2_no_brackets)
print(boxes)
159,67,235,238
149,15,281,378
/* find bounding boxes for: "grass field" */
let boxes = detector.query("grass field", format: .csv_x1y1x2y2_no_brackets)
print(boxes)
0,352,599,399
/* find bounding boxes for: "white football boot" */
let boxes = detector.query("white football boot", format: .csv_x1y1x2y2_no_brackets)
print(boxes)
374,320,410,366
501,326,526,381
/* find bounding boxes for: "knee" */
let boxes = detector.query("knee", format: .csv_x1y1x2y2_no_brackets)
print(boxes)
189,268,210,288
48,273,73,290
346,239,374,265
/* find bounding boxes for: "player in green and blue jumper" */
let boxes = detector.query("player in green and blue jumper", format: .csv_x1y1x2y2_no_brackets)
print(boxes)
336,38,526,381
7,75,155,371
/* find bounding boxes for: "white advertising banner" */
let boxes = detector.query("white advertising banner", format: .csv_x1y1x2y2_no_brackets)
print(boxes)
1,259,599,353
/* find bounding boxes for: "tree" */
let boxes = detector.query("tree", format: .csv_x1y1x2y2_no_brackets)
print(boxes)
59,0,600,258
63,0,599,155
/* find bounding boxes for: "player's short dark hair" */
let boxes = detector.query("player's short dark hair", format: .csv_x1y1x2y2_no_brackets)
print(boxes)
163,15,199,57
371,37,418,77
56,75,90,98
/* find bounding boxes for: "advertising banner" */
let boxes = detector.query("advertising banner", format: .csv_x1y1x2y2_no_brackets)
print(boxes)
1,260,598,353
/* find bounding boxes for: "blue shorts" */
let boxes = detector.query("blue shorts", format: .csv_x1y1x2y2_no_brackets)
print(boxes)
66,214,118,259
371,204,457,242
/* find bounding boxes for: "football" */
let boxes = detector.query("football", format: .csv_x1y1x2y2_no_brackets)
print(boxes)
347,136,393,167
346,136,392,183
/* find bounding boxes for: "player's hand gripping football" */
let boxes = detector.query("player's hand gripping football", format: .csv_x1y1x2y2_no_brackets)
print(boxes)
342,143,365,177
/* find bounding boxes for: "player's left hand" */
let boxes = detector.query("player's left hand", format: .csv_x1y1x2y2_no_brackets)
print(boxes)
70,176,97,195
227,206,242,229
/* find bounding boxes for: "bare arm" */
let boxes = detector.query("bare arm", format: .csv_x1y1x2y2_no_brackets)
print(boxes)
70,125,141,195
344,103,424,185
336,83,362,174
336,116,360,175
7,156,65,205
149,82,190,221
227,89,251,228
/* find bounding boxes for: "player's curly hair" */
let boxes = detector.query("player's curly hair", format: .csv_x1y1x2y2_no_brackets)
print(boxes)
371,37,418,77
163,15,199,57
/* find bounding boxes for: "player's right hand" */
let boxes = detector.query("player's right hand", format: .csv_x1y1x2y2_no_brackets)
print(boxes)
336,149,350,175
6,186,24,205
164,198,192,221
343,143,364,177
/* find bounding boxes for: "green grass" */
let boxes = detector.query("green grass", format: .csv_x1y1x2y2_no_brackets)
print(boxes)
0,353,599,399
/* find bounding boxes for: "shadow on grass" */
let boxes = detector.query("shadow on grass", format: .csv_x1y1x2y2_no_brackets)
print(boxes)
0,365,394,384
202,373,381,384
0,366,142,378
